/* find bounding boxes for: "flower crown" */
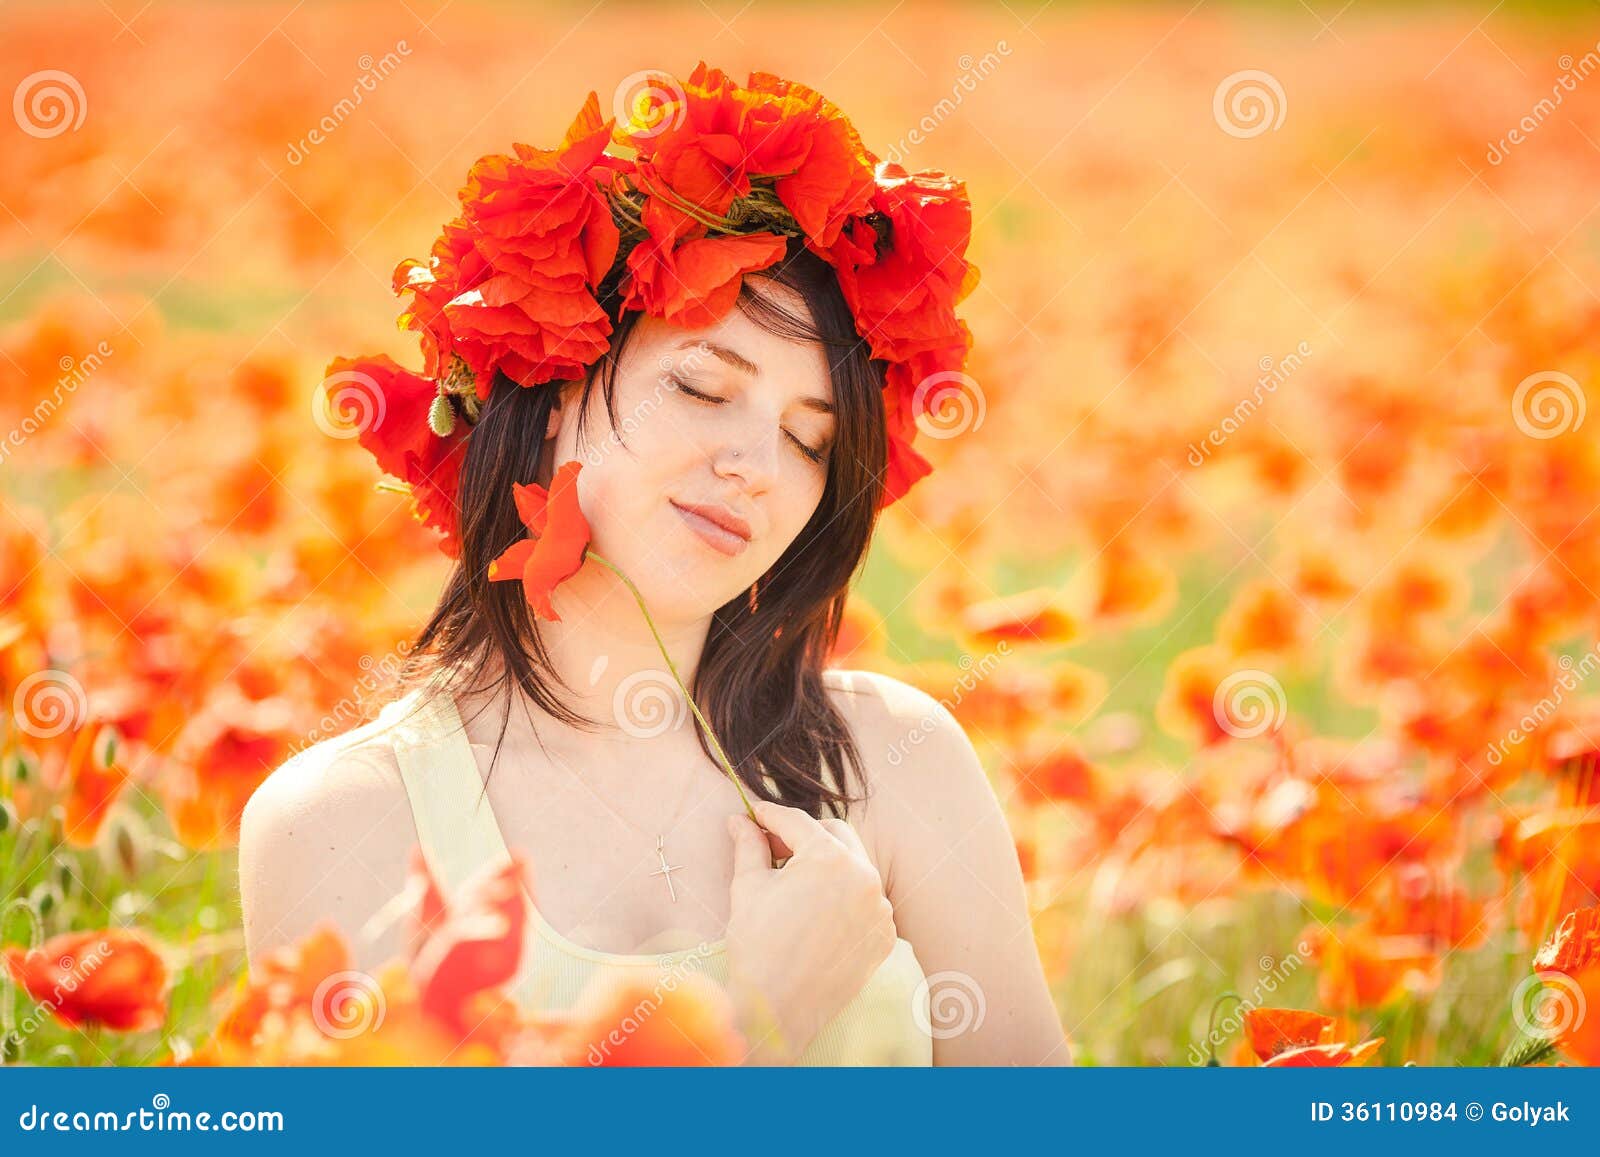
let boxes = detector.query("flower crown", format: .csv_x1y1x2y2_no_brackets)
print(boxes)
327,62,980,559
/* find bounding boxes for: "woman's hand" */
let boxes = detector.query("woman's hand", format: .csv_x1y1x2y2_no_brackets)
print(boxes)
722,799,898,1064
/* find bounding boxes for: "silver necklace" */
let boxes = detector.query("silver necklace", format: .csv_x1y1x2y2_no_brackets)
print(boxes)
554,753,702,903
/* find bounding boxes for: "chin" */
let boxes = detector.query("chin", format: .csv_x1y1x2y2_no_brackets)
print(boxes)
615,558,738,619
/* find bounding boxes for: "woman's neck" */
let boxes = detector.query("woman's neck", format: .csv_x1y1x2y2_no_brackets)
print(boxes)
451,561,716,761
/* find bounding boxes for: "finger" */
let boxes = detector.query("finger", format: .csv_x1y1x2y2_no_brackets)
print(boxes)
727,814,773,878
750,799,837,859
818,816,872,863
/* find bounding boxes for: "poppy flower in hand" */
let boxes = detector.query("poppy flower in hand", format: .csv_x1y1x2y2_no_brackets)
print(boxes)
487,460,592,622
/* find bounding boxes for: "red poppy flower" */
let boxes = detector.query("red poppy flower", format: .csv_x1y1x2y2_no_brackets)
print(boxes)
459,95,624,290
1261,1039,1385,1067
4,928,168,1033
959,587,1080,648
626,64,875,249
819,166,979,507
444,272,616,393
401,436,468,560
1243,1007,1339,1059
164,689,293,850
397,93,625,392
820,163,980,366
1011,738,1099,806
325,354,468,556
326,354,436,476
392,218,485,381
487,460,592,621
743,70,877,247
620,194,788,329
407,847,532,1039
629,63,812,219
566,972,745,1066
61,720,127,848
1532,905,1600,1065
1242,1007,1385,1067
214,924,353,1048
881,379,934,507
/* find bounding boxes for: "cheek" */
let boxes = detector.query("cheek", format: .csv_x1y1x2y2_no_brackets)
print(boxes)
767,471,827,553
561,438,678,554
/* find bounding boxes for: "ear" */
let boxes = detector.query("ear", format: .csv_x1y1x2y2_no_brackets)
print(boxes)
544,391,563,441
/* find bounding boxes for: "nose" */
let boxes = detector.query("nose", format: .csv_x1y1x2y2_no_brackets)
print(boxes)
712,424,780,492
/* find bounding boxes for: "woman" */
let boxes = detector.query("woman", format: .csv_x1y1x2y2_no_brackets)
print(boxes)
239,66,1068,1065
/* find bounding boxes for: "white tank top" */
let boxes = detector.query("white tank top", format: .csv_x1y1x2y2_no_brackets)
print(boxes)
379,685,932,1065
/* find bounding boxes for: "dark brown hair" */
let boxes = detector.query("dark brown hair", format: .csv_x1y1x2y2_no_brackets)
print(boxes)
394,238,889,819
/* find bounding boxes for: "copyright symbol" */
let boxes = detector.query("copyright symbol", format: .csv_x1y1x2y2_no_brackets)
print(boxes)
1466,1102,1483,1121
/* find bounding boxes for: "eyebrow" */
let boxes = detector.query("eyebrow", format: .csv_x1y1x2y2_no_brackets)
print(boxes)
672,339,836,416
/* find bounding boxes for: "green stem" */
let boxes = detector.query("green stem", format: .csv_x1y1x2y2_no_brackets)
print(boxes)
646,181,737,234
608,188,646,231
582,549,760,827
1499,1032,1558,1067
1204,991,1244,1066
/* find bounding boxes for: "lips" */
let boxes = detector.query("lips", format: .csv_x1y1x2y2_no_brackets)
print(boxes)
671,500,752,557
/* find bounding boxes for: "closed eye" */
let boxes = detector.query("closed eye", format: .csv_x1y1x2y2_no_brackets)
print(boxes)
672,375,829,465
671,377,725,406
786,430,827,464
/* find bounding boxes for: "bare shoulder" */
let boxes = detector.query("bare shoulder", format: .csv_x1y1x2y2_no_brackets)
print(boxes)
820,668,997,889
822,666,977,781
822,668,1065,1063
238,712,420,974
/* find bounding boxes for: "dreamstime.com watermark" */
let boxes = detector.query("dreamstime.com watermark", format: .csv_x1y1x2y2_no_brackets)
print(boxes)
584,943,721,1065
578,341,721,468
9,669,89,740
611,70,688,140
286,41,413,165
310,970,387,1039
1187,341,1311,465
1486,42,1600,166
12,69,86,138
1213,70,1286,139
1184,939,1312,1065
1485,642,1600,767
886,642,1011,767
287,644,413,758
1510,972,1588,1045
912,969,986,1039
0,341,114,467
1212,669,1288,739
880,40,1012,166
313,366,385,439
610,668,691,739
16,1095,284,1134
1510,370,1586,439
912,369,985,441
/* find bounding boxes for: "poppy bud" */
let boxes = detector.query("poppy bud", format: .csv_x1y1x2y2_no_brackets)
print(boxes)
428,392,456,437
95,724,119,769
101,812,148,879
30,880,62,916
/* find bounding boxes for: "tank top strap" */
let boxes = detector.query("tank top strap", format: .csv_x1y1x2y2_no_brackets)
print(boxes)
387,687,514,897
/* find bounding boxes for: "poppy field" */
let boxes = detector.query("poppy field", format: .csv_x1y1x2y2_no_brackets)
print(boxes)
3,1,1600,1067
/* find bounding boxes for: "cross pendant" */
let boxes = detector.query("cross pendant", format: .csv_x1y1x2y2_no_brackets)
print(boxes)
649,834,684,903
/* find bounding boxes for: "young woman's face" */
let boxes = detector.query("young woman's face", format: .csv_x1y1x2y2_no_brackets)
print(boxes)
546,282,838,621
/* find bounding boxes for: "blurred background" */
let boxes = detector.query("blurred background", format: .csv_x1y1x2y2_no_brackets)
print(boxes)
3,0,1600,1066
